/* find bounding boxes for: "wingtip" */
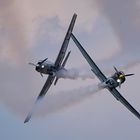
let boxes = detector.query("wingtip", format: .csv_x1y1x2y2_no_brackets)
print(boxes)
24,113,32,124
24,116,30,124
24,120,28,124
24,95,45,124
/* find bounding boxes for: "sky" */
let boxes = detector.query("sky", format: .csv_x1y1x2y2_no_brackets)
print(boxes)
0,0,140,140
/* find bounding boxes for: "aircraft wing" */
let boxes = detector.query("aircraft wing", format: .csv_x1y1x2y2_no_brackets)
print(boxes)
54,13,77,68
36,75,55,98
71,33,107,82
24,75,55,123
107,88,140,120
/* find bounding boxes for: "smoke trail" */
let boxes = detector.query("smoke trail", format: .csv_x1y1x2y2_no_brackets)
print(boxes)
56,68,95,80
33,84,104,118
1,0,140,121
55,60,140,80
24,95,45,123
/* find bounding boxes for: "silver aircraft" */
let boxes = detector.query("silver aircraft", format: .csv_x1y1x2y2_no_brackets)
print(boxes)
71,33,140,120
24,14,77,123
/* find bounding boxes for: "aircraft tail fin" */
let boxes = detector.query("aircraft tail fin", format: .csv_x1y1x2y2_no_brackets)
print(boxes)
54,51,71,86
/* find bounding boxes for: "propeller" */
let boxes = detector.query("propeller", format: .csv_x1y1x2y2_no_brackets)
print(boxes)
125,73,134,77
28,62,37,67
114,66,134,77
118,79,121,88
114,66,134,88
113,66,119,73
28,58,48,78
40,73,43,77
39,58,48,65
29,58,48,66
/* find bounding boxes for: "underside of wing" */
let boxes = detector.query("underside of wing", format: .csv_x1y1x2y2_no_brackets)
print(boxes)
24,75,55,123
37,75,55,98
54,14,77,68
108,88,140,120
71,33,107,82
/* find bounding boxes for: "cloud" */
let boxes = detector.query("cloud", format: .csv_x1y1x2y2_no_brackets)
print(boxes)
96,0,140,56
25,84,103,120
0,1,30,64
0,0,140,123
0,0,99,65
1,0,140,65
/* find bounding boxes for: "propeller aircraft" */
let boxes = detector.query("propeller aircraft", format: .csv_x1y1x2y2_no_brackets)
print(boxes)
71,33,140,120
24,13,77,123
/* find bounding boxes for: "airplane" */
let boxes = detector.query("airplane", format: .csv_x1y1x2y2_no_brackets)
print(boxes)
24,13,77,123
71,33,140,120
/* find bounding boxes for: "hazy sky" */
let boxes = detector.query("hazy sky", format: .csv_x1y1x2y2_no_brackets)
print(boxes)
0,0,140,140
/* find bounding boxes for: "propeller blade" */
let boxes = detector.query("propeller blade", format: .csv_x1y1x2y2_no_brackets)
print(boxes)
113,66,119,73
40,73,43,77
117,79,121,88
119,82,121,88
40,58,48,64
28,62,37,67
125,73,134,77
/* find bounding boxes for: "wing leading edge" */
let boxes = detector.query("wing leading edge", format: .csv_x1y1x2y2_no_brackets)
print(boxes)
54,14,77,68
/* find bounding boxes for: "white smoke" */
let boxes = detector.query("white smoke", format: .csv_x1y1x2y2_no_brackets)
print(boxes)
56,68,95,80
55,61,140,80
32,83,104,118
1,0,140,123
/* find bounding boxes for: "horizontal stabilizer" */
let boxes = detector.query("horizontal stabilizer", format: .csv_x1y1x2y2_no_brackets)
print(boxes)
62,51,71,67
54,51,71,86
54,51,71,85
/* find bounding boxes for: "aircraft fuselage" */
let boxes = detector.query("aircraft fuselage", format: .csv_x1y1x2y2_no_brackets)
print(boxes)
99,71,126,89
35,61,64,76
